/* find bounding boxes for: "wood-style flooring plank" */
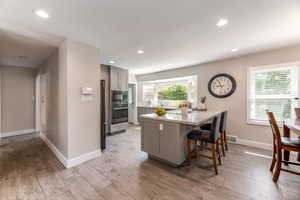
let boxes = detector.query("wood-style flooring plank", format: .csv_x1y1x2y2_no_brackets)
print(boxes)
0,128,300,200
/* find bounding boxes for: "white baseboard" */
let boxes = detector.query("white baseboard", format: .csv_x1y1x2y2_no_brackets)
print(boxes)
40,133,68,167
1,129,36,138
227,134,272,150
40,132,101,168
237,138,273,150
67,150,101,168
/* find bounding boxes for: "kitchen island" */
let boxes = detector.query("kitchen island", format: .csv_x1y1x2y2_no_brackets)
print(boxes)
140,111,222,166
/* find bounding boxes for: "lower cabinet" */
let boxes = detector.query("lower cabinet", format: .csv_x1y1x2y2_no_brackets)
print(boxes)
141,120,159,156
141,119,184,165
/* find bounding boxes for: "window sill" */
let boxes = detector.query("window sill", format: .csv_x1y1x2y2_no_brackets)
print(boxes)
247,120,284,128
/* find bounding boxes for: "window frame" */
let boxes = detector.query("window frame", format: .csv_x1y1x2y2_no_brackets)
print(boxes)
140,75,198,107
247,62,300,126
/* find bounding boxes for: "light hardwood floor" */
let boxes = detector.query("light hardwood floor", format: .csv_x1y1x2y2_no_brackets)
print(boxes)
0,126,299,200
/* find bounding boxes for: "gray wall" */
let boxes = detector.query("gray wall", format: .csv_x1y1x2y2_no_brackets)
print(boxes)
38,44,68,157
38,39,101,159
137,45,300,144
0,65,36,133
66,40,101,159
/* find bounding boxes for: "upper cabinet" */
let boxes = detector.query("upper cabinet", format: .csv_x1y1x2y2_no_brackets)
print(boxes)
110,66,128,91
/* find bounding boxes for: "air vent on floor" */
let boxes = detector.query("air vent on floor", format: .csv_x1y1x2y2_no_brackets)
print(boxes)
227,135,238,143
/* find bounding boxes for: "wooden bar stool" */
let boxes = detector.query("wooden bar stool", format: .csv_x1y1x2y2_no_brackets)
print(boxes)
200,111,228,156
266,111,300,182
187,115,222,174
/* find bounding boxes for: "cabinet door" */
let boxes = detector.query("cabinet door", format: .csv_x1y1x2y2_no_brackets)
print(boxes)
110,68,119,90
123,70,128,91
141,120,159,155
159,122,180,163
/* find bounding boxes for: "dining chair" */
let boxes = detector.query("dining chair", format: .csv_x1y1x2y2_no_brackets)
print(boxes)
187,114,222,174
266,111,300,182
200,111,228,156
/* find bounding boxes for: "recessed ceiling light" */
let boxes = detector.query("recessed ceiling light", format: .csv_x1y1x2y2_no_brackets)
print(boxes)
137,50,144,54
33,9,50,19
109,60,115,64
217,19,228,27
231,48,239,52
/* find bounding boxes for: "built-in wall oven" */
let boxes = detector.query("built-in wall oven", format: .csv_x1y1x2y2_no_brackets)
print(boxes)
111,90,128,126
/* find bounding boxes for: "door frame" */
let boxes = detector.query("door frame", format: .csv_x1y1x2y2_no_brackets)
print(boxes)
35,74,41,133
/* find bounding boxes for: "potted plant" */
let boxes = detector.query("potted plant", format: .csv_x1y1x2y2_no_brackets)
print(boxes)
198,96,207,111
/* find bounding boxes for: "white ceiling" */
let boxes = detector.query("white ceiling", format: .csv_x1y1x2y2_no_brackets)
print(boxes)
1,0,300,73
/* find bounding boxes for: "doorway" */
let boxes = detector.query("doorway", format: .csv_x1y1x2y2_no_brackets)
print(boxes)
128,83,137,124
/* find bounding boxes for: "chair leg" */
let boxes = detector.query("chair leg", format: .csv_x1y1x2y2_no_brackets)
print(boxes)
221,132,226,156
224,130,228,151
283,150,290,166
273,149,282,183
187,139,192,164
216,140,222,165
212,143,218,175
270,146,276,172
270,157,276,173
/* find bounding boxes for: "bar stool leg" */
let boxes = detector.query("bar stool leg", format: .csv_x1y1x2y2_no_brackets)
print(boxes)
224,130,228,151
216,140,222,165
212,143,218,175
187,139,192,164
221,132,226,156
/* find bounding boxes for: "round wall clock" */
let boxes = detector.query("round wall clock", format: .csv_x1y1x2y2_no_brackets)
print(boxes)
208,73,236,98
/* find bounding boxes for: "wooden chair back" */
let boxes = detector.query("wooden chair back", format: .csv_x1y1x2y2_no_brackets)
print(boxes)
266,111,282,148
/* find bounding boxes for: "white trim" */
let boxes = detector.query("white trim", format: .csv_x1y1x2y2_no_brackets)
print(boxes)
67,150,101,168
2,129,36,138
40,132,68,167
229,135,298,156
228,134,273,150
237,138,272,150
40,132,101,168
35,74,41,132
247,62,300,125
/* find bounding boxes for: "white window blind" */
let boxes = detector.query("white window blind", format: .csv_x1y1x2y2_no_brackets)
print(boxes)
248,64,299,125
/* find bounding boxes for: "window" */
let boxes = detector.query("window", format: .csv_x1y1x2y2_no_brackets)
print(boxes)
247,64,299,125
141,76,197,107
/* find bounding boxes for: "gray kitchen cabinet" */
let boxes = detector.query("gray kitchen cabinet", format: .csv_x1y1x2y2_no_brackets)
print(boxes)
141,120,159,156
141,118,187,166
159,122,180,163
110,66,128,91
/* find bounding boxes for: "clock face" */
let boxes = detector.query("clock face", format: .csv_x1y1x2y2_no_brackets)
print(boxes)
208,73,236,98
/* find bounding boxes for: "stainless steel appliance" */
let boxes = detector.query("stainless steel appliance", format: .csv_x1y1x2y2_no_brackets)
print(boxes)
110,90,128,134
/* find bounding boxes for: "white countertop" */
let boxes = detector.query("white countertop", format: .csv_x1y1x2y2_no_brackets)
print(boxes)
137,105,178,110
140,111,223,126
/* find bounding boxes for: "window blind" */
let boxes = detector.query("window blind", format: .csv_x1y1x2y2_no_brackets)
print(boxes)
248,66,298,124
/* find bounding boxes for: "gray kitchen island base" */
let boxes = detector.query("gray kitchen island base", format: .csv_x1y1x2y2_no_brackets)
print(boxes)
141,118,194,166
140,111,222,167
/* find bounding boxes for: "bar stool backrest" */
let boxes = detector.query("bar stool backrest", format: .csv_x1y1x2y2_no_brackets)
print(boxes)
219,111,228,133
210,114,221,143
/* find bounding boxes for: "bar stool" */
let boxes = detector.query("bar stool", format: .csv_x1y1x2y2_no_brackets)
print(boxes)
200,111,228,156
187,114,221,174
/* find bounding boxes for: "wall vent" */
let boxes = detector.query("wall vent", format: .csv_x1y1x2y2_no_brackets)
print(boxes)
227,135,238,143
